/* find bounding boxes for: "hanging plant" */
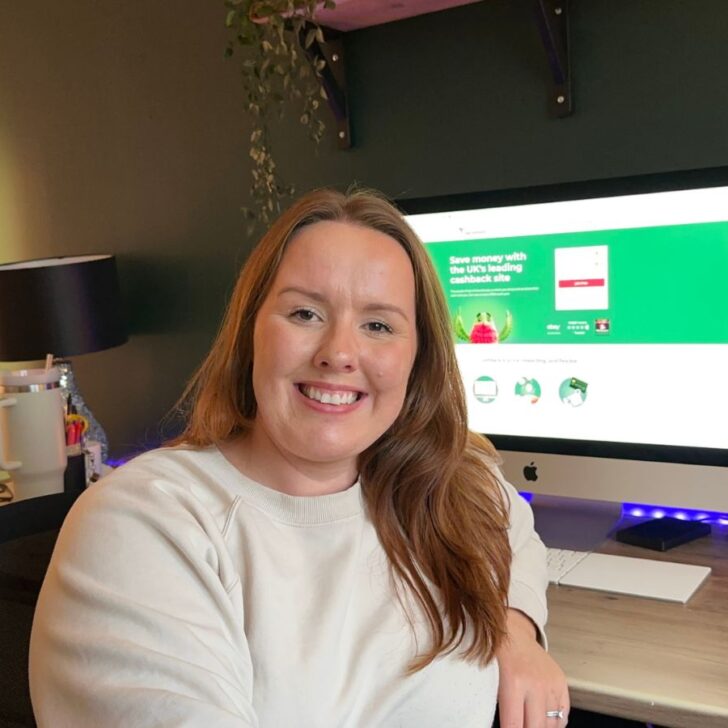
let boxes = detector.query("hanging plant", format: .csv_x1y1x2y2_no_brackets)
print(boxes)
224,0,337,229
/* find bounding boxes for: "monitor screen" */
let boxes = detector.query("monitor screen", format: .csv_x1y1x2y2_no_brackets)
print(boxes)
400,168,728,517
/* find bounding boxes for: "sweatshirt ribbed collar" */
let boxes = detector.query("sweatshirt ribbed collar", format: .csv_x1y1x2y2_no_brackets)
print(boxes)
210,446,364,525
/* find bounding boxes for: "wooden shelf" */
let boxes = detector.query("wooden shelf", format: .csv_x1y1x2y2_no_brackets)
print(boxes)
315,0,480,32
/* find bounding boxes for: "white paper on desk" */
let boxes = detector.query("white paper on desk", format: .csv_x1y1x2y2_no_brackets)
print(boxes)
558,553,711,603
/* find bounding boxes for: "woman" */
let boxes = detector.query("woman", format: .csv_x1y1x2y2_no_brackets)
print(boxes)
30,188,568,727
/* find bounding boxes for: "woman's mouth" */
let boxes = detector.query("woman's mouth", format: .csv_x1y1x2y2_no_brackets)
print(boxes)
298,384,364,406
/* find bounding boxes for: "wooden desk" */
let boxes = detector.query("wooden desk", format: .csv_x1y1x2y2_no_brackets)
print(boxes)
546,522,728,728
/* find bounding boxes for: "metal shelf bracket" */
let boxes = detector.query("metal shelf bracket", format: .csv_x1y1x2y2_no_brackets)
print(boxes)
303,26,352,149
534,0,573,117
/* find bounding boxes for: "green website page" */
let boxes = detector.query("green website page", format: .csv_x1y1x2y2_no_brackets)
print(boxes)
408,192,728,451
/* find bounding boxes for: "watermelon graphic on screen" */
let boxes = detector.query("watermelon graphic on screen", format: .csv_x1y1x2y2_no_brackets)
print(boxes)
454,310,512,344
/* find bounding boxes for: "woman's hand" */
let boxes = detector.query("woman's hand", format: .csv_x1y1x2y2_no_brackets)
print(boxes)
495,608,570,728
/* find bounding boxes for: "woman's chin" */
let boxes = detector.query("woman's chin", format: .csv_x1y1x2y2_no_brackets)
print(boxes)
294,443,361,469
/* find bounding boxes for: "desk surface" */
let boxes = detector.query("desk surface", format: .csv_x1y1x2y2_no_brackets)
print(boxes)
545,522,728,728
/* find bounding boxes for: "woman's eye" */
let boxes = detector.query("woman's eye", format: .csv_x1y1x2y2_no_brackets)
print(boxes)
291,308,319,322
366,321,393,334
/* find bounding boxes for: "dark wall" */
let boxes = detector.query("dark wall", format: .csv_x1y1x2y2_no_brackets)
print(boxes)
2,0,727,455
296,0,728,197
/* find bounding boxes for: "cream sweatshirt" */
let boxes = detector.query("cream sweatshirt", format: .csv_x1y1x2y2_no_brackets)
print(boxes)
29,446,547,727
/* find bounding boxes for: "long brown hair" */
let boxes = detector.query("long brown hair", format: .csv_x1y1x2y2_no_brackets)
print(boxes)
173,188,511,670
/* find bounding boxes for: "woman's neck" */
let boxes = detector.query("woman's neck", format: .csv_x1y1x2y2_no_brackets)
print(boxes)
218,431,358,497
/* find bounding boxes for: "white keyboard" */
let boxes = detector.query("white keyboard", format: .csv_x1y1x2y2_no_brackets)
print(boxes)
546,548,590,583
546,547,711,603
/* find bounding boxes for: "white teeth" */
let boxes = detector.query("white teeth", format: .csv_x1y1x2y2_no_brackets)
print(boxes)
301,385,359,405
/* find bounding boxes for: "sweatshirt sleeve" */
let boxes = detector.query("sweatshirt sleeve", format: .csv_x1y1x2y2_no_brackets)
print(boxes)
29,469,258,728
497,469,550,647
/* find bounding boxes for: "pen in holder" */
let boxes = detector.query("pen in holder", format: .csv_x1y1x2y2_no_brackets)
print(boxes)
65,400,88,451
64,400,96,489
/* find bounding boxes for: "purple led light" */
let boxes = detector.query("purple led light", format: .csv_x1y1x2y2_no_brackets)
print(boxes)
105,455,137,468
522,498,727,524
622,503,727,523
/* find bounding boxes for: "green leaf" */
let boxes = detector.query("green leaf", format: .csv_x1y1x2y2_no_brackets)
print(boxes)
255,4,276,18
228,1,333,240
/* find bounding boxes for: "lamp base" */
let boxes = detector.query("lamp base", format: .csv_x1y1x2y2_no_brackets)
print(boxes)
54,358,109,462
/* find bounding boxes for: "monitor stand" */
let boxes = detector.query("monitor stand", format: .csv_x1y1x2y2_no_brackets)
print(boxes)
530,494,623,551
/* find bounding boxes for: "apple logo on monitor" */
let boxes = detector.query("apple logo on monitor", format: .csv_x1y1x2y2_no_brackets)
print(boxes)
523,462,538,481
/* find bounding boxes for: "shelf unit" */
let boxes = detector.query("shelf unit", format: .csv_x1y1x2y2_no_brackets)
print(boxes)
309,0,573,148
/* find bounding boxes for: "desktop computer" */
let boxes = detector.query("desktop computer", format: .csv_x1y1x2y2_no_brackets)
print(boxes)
400,167,728,558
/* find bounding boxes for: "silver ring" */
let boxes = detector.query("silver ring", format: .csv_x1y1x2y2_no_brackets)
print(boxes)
546,709,565,719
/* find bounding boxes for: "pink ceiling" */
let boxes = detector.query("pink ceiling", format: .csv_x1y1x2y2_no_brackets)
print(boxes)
315,0,481,31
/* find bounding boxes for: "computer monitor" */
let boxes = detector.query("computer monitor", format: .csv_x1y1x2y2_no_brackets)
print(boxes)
399,167,728,535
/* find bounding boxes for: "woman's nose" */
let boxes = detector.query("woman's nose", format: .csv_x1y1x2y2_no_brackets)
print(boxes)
314,323,358,372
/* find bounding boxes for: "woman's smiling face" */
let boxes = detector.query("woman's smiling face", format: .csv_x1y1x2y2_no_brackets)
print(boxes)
250,220,418,480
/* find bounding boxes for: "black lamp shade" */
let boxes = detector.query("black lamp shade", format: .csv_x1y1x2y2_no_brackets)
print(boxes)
0,255,128,361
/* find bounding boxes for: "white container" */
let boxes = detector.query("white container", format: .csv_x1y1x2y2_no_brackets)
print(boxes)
0,368,67,501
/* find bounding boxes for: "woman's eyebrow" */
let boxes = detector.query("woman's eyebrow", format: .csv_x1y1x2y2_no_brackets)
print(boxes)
277,286,326,302
278,287,410,321
362,302,410,321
